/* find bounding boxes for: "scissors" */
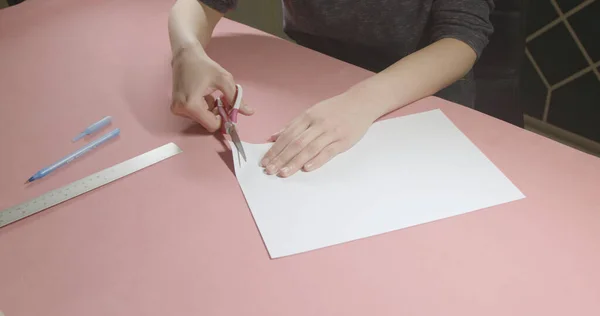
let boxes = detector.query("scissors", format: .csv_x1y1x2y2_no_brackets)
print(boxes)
215,84,247,162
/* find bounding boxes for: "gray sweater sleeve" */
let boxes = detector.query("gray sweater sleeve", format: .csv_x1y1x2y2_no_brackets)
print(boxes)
429,0,495,58
197,0,238,13
198,0,494,58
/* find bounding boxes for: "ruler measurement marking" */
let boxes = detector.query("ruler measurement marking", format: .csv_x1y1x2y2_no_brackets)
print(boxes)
0,142,182,228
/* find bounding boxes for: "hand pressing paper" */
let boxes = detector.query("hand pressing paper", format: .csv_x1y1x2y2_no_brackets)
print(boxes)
231,109,525,258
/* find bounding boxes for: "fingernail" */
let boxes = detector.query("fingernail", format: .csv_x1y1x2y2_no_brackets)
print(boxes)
266,164,277,174
304,163,312,171
279,167,289,177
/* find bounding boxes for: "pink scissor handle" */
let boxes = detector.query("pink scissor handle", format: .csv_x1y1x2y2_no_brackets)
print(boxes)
215,84,243,133
215,98,229,134
230,108,239,123
230,84,243,123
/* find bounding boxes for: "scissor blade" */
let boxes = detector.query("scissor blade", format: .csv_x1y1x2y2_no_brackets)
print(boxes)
229,126,247,161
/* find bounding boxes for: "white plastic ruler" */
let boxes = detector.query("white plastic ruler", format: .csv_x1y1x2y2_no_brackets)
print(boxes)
0,142,182,229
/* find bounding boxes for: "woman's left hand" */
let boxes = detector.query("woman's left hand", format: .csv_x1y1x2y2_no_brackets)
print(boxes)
260,92,379,177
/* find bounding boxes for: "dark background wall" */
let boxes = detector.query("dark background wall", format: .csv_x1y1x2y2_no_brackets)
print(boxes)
520,0,600,144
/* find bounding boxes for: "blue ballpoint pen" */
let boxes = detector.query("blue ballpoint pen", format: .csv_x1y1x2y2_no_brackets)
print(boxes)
72,116,112,142
25,128,120,183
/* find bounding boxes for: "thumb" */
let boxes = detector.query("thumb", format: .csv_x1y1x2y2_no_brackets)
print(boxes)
238,102,255,115
214,74,254,116
185,94,222,132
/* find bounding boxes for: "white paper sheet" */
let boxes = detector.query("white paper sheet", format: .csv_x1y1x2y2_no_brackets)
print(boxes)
231,109,525,258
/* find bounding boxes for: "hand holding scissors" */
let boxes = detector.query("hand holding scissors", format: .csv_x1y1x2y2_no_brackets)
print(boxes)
170,42,254,132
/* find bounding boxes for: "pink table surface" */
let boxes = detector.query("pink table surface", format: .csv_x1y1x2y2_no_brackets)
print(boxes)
1,0,600,315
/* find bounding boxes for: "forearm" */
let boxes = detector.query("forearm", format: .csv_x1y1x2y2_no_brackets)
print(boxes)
168,0,223,54
346,38,478,120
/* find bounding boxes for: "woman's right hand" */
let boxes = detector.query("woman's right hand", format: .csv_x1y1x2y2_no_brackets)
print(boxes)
170,41,254,132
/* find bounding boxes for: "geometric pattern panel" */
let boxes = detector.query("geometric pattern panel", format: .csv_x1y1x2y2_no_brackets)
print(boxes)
547,71,600,143
568,0,600,62
527,23,589,85
526,0,559,34
521,0,600,142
